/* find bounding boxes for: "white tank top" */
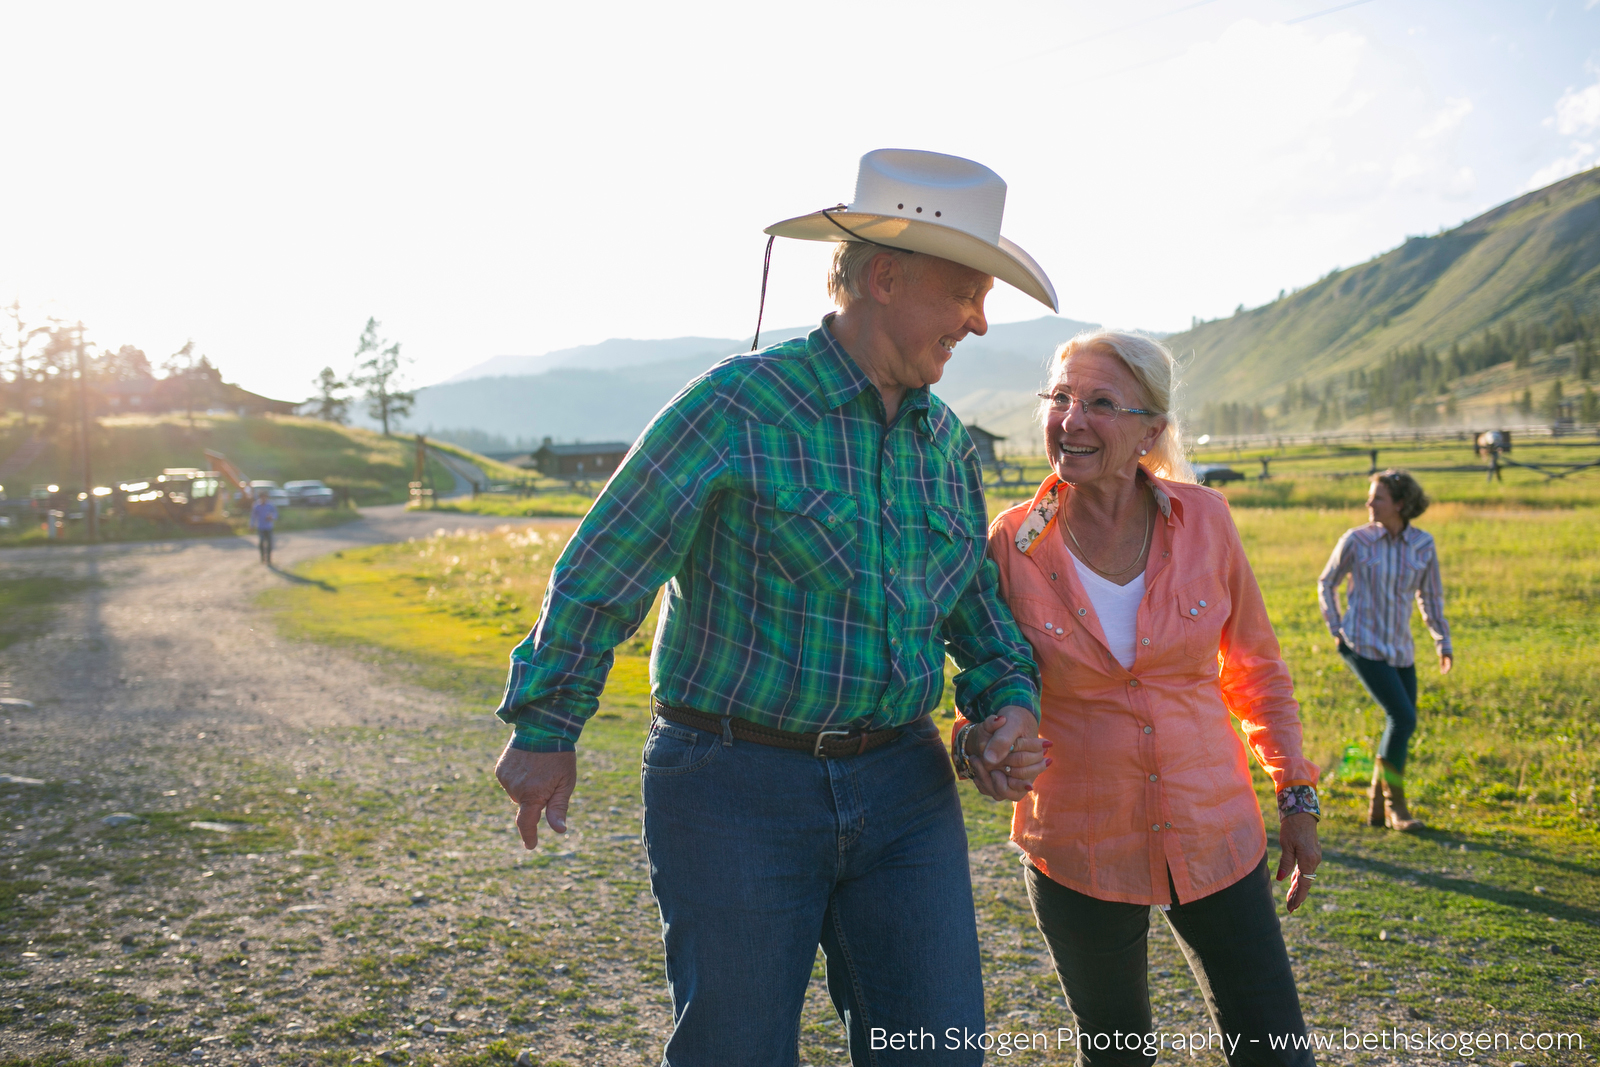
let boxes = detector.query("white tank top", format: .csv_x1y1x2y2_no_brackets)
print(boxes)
1069,552,1145,670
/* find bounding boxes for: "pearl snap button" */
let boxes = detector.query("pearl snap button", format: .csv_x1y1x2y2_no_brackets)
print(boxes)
1190,608,1199,616
1078,608,1087,616
1151,824,1161,831
1143,726,1153,734
1149,774,1159,782
1199,600,1207,607
1141,638,1150,646
1129,680,1139,687
1056,628,1065,635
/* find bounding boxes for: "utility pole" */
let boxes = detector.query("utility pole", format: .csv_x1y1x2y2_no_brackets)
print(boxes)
74,321,97,541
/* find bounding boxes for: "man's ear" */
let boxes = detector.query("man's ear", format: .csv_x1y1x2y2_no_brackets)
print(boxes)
863,251,902,307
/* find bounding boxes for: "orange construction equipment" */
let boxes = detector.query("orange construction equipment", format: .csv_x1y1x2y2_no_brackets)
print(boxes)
204,449,252,493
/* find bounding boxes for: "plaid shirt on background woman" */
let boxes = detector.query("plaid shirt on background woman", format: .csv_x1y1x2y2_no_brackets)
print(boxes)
1317,522,1452,667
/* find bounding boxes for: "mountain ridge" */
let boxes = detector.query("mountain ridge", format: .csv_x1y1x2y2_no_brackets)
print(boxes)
1164,166,1600,410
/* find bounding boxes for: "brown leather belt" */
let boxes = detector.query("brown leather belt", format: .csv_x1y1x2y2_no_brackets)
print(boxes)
652,701,905,758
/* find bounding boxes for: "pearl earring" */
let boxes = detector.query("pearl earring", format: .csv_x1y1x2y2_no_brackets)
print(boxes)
1140,449,1148,456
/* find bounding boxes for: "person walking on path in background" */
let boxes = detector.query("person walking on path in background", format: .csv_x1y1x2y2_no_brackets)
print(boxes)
250,491,278,566
1318,469,1453,832
492,149,1058,1066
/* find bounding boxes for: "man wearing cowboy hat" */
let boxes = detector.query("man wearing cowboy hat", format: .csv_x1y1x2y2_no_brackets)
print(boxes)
494,149,1058,1065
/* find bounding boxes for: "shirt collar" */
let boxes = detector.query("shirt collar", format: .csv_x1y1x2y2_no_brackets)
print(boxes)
1015,468,1179,556
808,315,932,415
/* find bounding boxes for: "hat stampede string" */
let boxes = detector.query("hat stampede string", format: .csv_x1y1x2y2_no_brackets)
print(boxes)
750,205,913,352
750,235,776,352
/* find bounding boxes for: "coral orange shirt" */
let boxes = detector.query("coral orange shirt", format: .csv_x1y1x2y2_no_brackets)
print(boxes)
972,472,1318,906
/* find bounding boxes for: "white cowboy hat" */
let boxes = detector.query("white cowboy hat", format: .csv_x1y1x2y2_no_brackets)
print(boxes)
765,148,1058,312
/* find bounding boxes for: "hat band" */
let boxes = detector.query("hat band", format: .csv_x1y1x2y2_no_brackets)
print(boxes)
820,204,915,254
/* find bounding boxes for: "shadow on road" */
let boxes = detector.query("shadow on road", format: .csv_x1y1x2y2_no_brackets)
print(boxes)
265,563,336,591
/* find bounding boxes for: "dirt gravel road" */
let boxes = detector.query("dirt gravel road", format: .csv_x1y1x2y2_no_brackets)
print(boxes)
1,505,1230,1067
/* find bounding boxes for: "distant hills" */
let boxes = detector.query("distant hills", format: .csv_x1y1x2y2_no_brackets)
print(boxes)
1166,166,1600,431
409,315,1101,448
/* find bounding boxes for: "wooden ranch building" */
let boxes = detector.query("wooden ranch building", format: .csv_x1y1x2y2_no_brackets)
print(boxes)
531,438,631,478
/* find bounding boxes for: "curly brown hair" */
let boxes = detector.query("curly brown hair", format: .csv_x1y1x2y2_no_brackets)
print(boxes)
1372,468,1429,522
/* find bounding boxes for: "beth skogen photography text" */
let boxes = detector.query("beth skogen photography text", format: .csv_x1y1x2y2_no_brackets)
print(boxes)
1,2,1597,1067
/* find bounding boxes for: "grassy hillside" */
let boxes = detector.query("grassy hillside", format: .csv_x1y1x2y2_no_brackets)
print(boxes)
1165,166,1600,423
0,412,468,506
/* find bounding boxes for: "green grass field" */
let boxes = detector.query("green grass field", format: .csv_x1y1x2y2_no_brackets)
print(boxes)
259,489,1600,1057
981,437,1600,510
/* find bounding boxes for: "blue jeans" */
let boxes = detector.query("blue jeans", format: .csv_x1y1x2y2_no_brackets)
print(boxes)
1337,641,1418,772
641,713,986,1066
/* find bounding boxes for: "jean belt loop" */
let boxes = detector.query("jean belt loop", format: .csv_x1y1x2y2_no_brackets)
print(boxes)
720,715,734,748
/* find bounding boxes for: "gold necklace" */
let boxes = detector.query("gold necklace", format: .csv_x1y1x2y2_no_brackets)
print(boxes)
1062,489,1152,578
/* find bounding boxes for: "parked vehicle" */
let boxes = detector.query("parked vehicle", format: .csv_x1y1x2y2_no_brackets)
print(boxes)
284,479,337,507
247,480,291,509
119,469,228,525
1193,464,1247,488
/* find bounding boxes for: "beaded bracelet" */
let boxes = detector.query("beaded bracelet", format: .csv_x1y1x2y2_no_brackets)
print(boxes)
1277,784,1321,821
952,722,978,780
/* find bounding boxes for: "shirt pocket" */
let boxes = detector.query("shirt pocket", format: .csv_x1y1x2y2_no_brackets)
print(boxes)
1175,575,1230,662
1011,596,1077,649
763,486,858,593
924,504,983,614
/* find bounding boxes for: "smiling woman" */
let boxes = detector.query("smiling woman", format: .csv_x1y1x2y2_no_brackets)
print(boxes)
961,327,1325,1065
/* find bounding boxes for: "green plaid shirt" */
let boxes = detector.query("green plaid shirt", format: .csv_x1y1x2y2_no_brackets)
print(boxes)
496,319,1040,751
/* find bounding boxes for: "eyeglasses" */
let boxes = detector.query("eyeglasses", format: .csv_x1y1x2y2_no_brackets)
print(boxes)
1035,391,1157,420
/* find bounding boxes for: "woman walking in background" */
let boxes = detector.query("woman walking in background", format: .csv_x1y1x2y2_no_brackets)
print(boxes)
1318,469,1453,832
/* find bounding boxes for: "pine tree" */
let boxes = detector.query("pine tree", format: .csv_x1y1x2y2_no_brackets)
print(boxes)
310,367,349,424
349,318,415,436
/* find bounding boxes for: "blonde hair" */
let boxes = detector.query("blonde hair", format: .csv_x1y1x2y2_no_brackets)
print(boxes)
1045,329,1195,483
827,240,920,307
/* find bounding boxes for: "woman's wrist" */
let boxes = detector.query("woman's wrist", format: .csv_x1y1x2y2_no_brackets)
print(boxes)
1278,784,1321,821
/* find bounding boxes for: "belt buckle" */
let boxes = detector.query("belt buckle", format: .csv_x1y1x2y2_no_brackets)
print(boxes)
812,729,851,758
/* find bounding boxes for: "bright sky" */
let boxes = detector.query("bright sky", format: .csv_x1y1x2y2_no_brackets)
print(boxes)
2,0,1598,401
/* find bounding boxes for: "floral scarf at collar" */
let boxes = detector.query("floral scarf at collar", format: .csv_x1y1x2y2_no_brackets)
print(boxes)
1014,470,1173,557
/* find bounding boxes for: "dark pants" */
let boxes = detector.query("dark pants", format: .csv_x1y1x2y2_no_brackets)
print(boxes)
1337,642,1418,772
1025,856,1313,1067
641,714,985,1066
257,527,274,563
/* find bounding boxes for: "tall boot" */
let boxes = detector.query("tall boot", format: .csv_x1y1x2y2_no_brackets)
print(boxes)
1365,762,1385,827
1378,758,1425,832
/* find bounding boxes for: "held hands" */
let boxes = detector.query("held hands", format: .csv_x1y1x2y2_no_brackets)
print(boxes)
965,706,1050,802
494,741,577,850
1276,811,1322,913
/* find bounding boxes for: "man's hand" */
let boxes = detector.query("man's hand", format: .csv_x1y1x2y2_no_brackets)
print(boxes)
1276,812,1321,913
494,742,577,850
966,706,1049,802
1439,653,1454,675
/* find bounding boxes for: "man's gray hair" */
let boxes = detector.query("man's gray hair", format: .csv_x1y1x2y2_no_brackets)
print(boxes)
827,240,919,307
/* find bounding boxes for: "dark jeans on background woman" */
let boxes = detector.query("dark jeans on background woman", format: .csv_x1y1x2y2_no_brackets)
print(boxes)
1337,640,1418,771
1025,855,1313,1067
